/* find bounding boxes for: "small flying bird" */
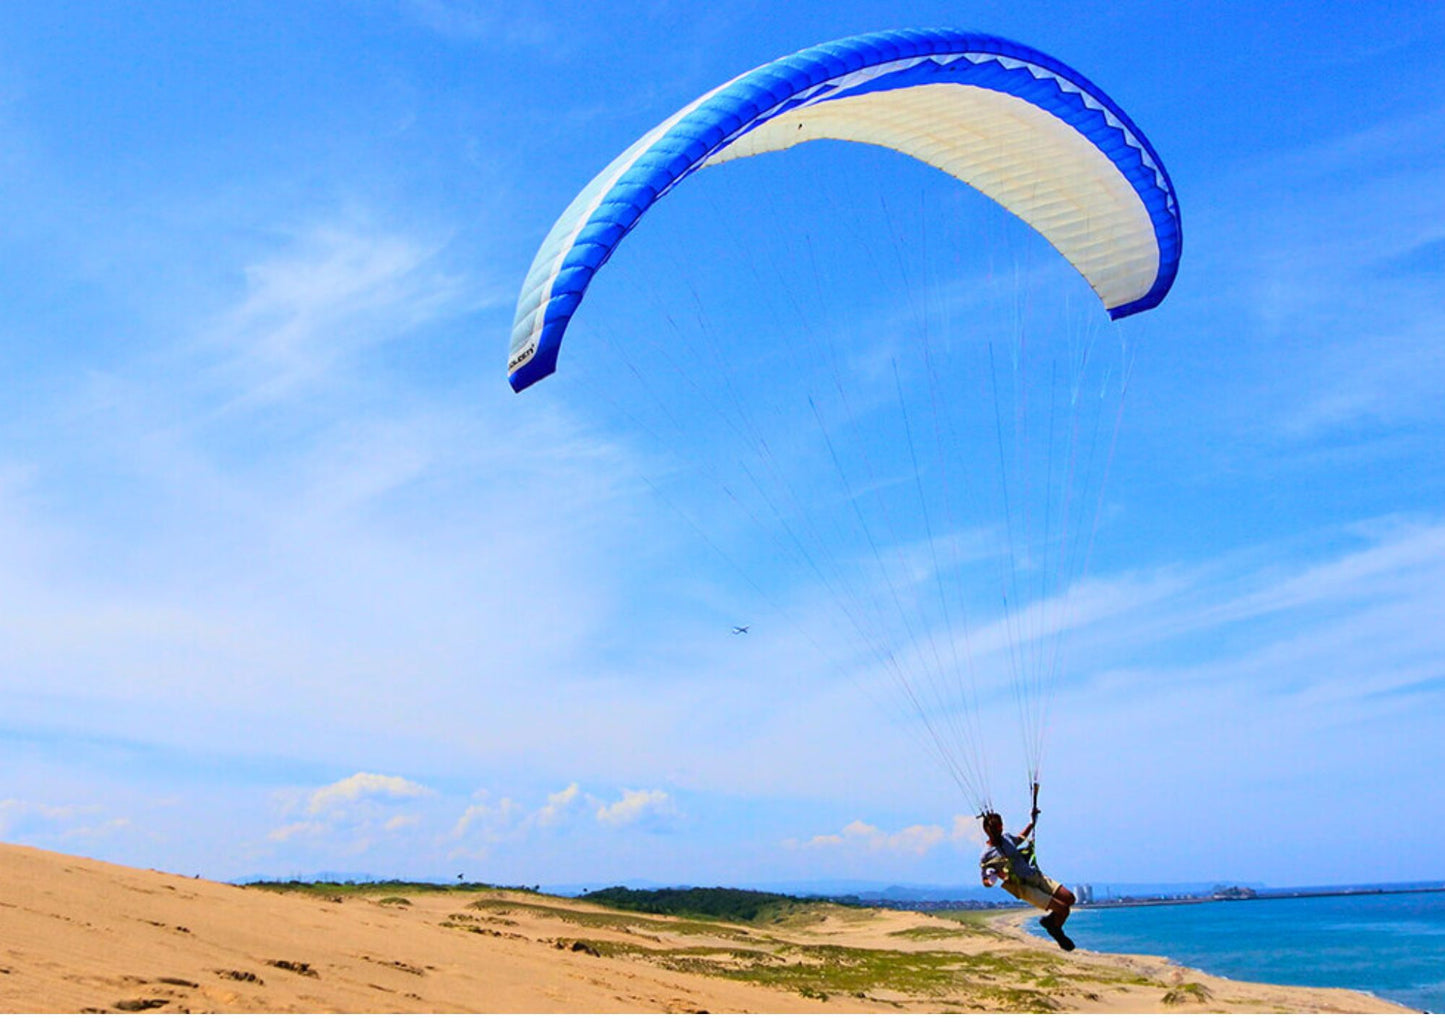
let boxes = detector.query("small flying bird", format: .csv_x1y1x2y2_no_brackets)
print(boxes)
732,625,750,635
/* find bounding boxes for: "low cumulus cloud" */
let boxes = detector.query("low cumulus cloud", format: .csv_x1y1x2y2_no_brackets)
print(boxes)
533,782,581,827
264,777,683,865
452,794,525,843
451,783,678,853
595,788,676,827
270,772,435,845
307,772,435,816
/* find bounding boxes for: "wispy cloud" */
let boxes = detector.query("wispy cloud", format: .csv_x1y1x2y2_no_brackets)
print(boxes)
0,798,131,843
268,821,326,843
1203,102,1445,438
201,222,469,408
398,0,557,47
783,815,977,858
0,199,661,779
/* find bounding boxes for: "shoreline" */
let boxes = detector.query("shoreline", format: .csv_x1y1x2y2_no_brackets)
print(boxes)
0,841,1416,1013
994,909,1421,1015
1080,885,1445,910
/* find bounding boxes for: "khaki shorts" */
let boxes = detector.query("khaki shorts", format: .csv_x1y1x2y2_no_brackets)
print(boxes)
1003,872,1063,911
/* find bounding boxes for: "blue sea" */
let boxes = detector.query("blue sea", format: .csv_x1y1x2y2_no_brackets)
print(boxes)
1036,890,1445,1013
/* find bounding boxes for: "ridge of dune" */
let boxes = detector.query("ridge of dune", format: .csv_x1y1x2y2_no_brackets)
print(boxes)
0,842,1412,1013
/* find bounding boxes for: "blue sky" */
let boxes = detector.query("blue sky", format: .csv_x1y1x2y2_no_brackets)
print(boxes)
1,0,1443,891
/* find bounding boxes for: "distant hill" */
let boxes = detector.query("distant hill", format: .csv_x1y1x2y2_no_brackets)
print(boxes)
579,886,819,922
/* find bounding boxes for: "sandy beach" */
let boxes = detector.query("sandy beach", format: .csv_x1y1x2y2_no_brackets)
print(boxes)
0,841,1411,1013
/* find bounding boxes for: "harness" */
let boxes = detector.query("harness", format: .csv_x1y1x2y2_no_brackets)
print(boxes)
981,781,1042,883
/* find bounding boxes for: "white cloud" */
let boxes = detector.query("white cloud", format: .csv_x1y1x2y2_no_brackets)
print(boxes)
268,821,325,843
265,773,437,848
533,782,581,827
595,788,676,827
0,799,130,843
451,783,678,852
204,223,468,407
453,796,525,842
950,814,986,849
307,772,434,816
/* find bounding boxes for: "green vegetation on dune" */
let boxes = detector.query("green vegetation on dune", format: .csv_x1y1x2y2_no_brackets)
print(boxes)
929,908,1028,935
580,886,821,922
522,892,1157,1011
245,877,1187,1010
575,937,1069,1010
889,924,975,940
244,879,510,897
466,895,769,941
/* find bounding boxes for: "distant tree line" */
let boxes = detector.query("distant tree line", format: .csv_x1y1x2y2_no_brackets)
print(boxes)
580,886,816,922
243,879,511,895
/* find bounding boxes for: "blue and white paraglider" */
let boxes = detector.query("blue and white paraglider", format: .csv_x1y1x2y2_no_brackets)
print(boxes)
510,29,1180,392
509,29,1181,814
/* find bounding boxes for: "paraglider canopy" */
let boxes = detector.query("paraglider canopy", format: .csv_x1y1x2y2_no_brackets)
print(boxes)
507,28,1183,814
509,28,1181,392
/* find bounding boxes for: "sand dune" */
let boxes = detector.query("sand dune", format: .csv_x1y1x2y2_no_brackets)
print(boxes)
0,842,1410,1013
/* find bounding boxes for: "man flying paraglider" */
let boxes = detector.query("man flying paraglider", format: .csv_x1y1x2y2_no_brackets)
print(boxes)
980,786,1077,951
508,31,1179,962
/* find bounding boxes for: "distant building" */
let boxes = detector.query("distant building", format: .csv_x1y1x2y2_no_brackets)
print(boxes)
1212,885,1258,900
1075,884,1093,905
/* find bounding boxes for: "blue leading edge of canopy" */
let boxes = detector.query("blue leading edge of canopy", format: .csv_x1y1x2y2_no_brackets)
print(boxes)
510,28,1182,393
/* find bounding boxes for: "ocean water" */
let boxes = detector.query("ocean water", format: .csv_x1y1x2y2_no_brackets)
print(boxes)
1036,890,1445,1013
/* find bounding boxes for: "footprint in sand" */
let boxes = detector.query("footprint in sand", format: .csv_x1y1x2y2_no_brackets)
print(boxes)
360,954,426,975
111,998,169,1012
215,968,265,984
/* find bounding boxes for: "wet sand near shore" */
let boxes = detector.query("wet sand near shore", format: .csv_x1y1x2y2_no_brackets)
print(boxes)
0,842,1411,1013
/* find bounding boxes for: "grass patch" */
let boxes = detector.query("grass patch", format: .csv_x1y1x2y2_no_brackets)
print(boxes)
245,879,520,898
587,935,1064,1010
464,896,768,941
929,909,1025,934
1162,981,1212,1004
889,924,973,940
727,945,1063,1011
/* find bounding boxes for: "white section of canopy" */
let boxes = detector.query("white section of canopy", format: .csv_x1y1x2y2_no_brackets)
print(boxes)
705,82,1160,312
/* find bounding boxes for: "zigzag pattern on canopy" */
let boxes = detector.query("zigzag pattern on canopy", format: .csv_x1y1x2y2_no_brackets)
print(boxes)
509,28,1182,392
